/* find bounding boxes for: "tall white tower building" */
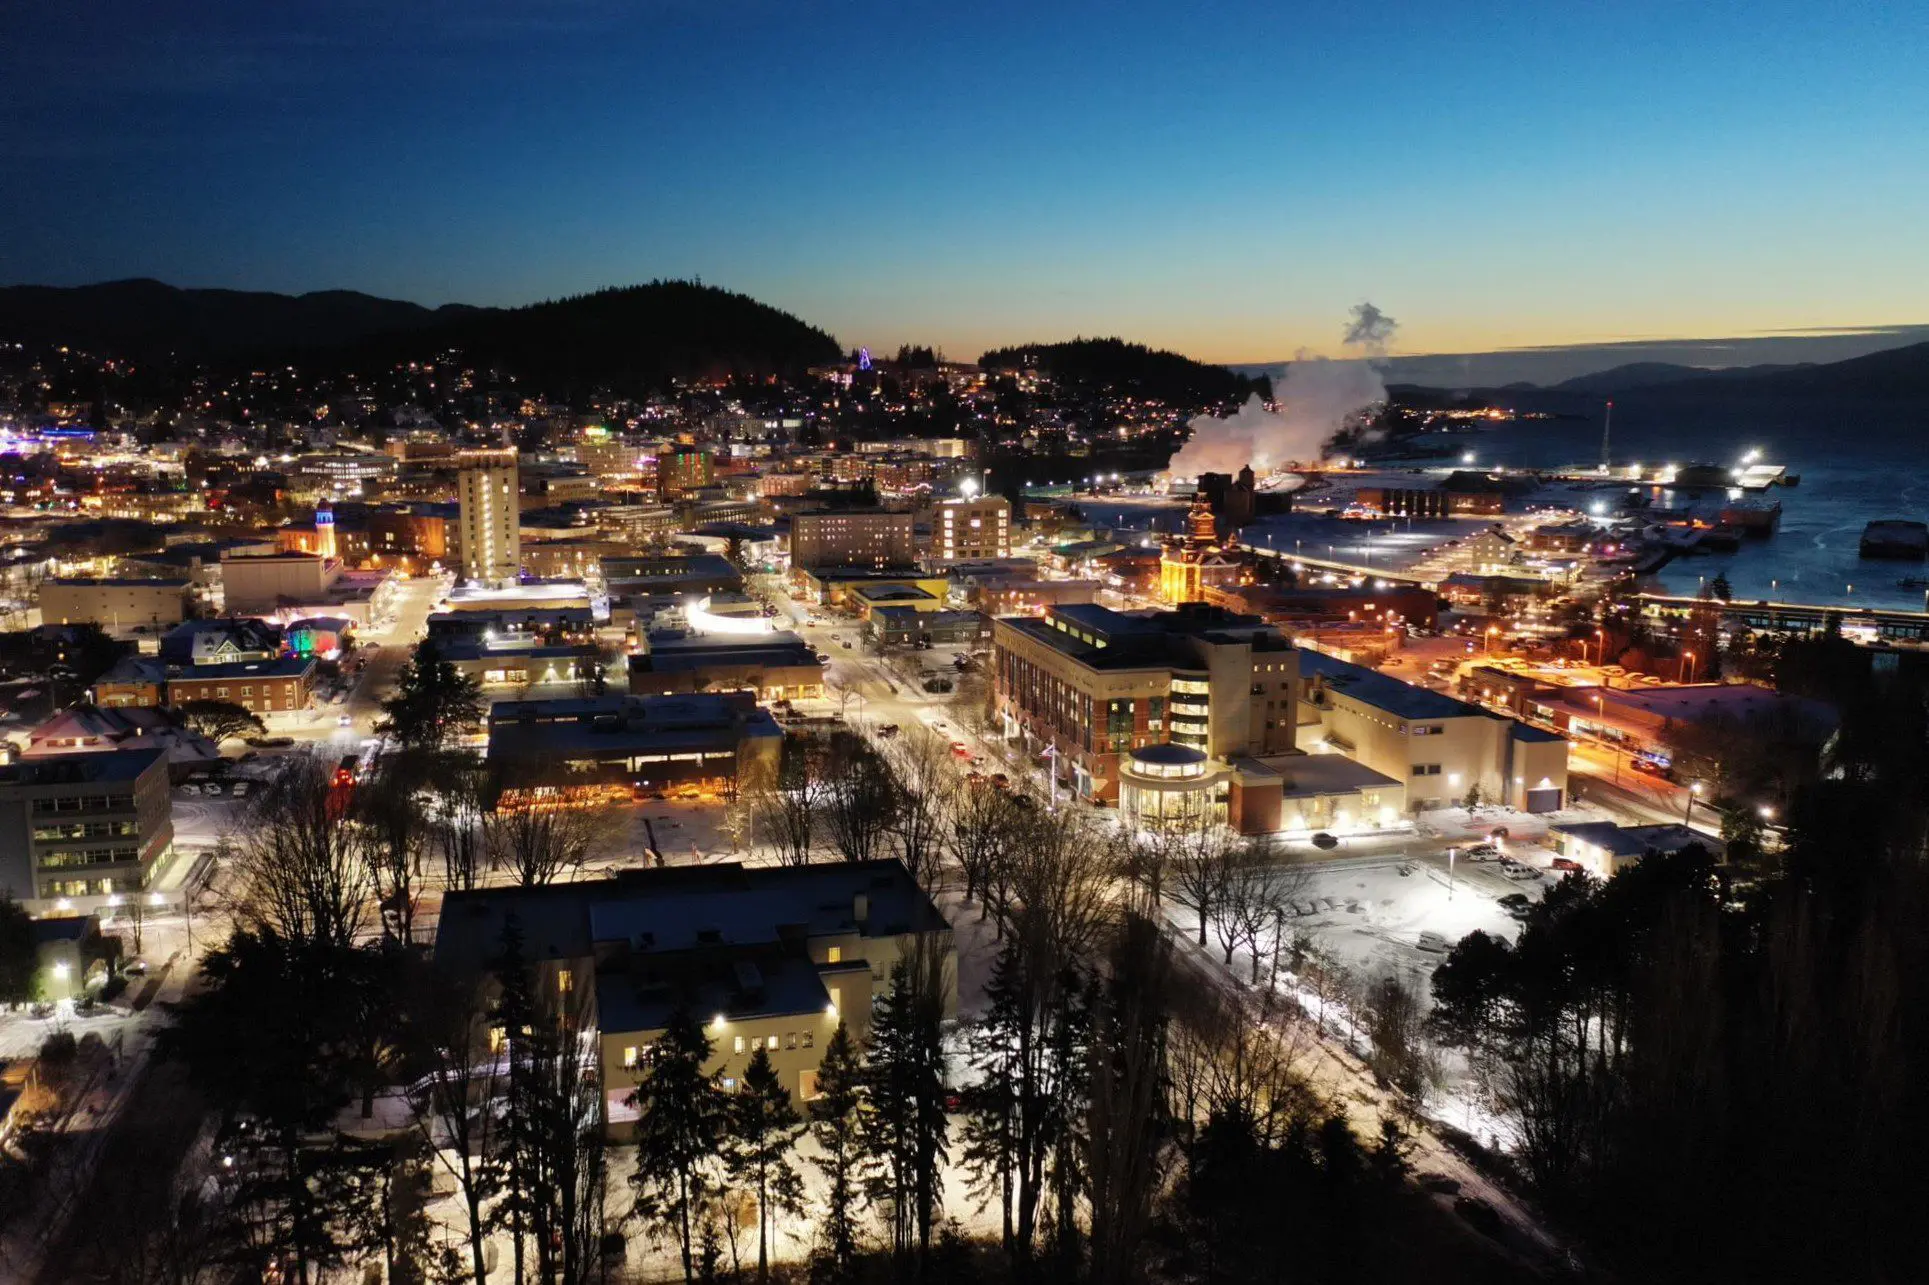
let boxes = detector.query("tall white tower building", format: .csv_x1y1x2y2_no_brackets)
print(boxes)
458,454,520,586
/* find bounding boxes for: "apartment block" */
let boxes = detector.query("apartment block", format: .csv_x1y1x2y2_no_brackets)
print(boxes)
790,509,915,571
0,747,173,913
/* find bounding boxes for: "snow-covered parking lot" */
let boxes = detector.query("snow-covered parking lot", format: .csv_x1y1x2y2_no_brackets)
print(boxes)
1167,849,1550,1002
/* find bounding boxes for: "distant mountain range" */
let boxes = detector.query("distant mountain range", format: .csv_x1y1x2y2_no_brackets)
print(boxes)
1531,340,1929,400
0,278,842,387
1234,326,1929,391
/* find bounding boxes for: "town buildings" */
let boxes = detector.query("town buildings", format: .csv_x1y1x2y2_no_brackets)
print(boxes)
485,691,783,806
1158,493,1242,604
790,509,915,572
930,494,1012,564
1297,651,1568,813
458,454,521,586
39,578,189,630
627,632,825,703
432,860,956,1135
0,746,173,914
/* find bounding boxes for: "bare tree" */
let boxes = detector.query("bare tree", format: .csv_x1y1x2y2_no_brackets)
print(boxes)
750,737,821,867
820,736,898,864
1004,806,1115,966
484,804,620,887
886,732,956,889
231,749,372,949
354,753,433,943
1214,841,1290,983
946,780,1021,918
430,754,493,893
1163,815,1238,950
403,970,507,1285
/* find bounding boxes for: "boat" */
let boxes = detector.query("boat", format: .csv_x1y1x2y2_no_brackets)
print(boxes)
1860,520,1929,560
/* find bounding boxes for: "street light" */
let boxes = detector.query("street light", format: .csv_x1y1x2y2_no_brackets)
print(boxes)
1680,649,1695,683
1684,780,1703,826
1593,628,1605,666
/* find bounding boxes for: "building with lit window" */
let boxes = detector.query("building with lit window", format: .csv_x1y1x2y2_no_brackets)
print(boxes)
431,860,956,1137
992,604,1298,813
485,691,782,806
458,455,521,587
1297,651,1568,814
930,494,1011,564
790,509,915,572
1159,493,1242,604
0,747,173,915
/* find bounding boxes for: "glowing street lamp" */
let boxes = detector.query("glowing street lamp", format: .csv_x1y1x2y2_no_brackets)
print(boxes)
1684,780,1704,826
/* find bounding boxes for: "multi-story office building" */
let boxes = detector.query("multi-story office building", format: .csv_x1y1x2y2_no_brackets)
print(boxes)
656,447,715,498
993,603,1298,811
790,509,915,572
458,454,521,586
931,494,1011,564
1297,651,1568,813
432,860,956,1137
0,747,173,913
994,602,1422,835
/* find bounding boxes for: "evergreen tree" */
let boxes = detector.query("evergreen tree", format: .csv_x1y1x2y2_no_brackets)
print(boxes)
724,1046,807,1283
807,1022,868,1277
631,1007,724,1284
377,638,484,751
863,951,950,1270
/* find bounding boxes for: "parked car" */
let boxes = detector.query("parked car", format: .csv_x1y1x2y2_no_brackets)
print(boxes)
875,724,900,738
1463,843,1501,861
1311,832,1340,851
1417,931,1451,953
230,781,251,798
1550,857,1583,873
1498,892,1532,917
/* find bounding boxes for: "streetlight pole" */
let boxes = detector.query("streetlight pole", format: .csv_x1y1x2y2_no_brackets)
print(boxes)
1683,781,1701,826
1447,846,1456,900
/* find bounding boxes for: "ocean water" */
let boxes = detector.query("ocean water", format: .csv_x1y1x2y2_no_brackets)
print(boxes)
1068,394,1929,612
1470,394,1929,611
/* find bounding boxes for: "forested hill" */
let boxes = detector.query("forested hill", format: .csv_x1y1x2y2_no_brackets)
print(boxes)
358,281,844,390
979,337,1269,404
0,277,843,390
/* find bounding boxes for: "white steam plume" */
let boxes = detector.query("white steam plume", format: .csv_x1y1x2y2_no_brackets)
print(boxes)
1166,302,1398,479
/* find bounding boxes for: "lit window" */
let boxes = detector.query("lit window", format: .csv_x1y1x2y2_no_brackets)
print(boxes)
767,1035,779,1051
623,1045,638,1068
827,946,842,964
734,1035,746,1054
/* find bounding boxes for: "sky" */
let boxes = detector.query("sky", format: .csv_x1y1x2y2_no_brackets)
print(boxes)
2,0,1925,364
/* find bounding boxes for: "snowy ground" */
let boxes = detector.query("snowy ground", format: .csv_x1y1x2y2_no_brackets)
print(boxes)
1165,850,1540,1003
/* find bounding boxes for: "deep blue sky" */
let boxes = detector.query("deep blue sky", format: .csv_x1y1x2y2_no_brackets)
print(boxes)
2,0,1924,361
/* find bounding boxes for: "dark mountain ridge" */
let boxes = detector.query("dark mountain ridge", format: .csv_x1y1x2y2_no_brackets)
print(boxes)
0,277,473,358
981,336,1268,404
0,277,842,389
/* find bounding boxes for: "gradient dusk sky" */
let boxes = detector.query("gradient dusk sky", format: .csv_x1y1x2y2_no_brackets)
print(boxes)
2,0,1923,363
